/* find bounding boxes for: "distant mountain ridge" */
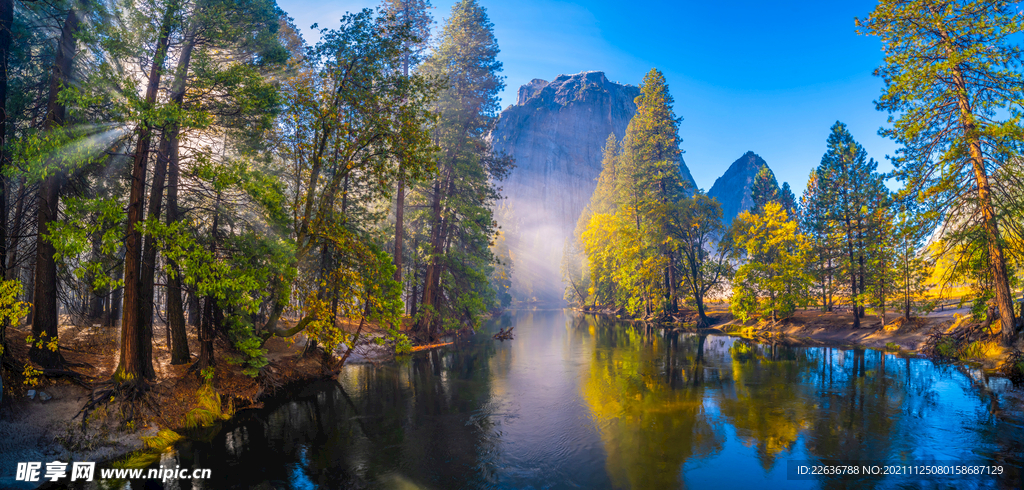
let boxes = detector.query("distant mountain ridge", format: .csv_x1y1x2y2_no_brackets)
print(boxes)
707,151,769,224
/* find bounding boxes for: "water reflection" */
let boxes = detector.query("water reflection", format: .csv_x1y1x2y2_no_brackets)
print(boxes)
144,310,1021,489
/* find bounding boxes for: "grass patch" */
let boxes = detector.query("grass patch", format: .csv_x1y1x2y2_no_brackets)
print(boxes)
184,383,233,429
930,335,999,361
885,342,900,352
142,429,182,452
1000,351,1024,384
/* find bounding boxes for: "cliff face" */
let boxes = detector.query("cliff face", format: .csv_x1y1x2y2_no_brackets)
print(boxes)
492,71,696,302
707,151,769,224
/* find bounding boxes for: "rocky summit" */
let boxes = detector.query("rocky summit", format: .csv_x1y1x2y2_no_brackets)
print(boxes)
491,71,695,302
707,151,770,225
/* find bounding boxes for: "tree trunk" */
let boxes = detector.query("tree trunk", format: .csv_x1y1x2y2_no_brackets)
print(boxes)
165,114,189,363
107,263,122,327
394,177,405,283
665,257,677,314
187,291,200,326
0,0,11,361
139,29,195,368
30,3,82,369
5,177,24,282
196,296,214,370
417,178,445,335
117,5,175,382
86,231,104,321
410,239,419,317
845,220,860,329
937,34,1018,344
857,227,866,319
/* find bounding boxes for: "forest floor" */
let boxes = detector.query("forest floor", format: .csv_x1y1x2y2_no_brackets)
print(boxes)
0,315,411,487
697,302,1023,371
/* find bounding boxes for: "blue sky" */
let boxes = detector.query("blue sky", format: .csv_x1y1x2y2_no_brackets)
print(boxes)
276,0,898,194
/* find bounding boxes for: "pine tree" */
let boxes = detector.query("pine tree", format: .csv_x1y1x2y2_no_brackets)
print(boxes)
413,0,512,338
380,0,432,290
814,122,887,328
799,169,842,311
579,69,689,317
618,68,687,314
751,164,796,215
751,165,780,213
28,0,88,370
858,0,1022,344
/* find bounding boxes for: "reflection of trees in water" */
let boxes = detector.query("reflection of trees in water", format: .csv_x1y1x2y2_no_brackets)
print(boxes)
717,343,907,485
718,340,821,471
175,314,1023,489
579,316,724,489
181,339,499,489
801,348,906,473
576,316,1005,489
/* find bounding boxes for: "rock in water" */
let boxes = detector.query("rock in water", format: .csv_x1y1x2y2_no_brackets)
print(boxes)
707,151,773,225
491,71,695,302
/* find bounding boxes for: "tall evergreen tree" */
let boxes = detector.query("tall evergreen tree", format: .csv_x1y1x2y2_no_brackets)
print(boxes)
813,122,887,328
751,164,796,215
799,169,841,311
858,0,1022,344
380,0,432,291
410,0,512,338
617,68,687,314
28,0,88,369
579,69,689,317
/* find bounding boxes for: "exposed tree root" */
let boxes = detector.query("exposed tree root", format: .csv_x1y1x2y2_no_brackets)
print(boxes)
77,378,152,429
40,368,93,389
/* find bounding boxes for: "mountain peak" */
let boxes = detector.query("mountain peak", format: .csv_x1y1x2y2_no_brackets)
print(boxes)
707,152,773,223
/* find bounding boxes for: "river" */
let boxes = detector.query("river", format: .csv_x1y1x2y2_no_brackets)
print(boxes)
162,309,1023,489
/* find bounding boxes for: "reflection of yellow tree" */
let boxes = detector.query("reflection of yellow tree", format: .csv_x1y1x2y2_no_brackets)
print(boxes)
582,325,723,489
718,342,817,471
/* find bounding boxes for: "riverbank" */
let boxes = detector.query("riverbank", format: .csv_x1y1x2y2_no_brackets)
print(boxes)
0,316,416,487
577,303,1024,372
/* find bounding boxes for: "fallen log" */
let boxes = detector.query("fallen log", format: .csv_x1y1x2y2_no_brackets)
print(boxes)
493,326,514,341
410,342,453,352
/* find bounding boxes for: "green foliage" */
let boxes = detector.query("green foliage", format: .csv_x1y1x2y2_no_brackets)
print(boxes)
668,191,732,320
804,122,891,322
859,0,1023,341
970,290,995,322
225,315,268,377
185,381,233,429
885,342,900,352
411,0,512,334
578,69,692,318
731,202,812,322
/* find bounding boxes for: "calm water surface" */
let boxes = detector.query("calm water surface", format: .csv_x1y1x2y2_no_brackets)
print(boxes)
165,309,1023,489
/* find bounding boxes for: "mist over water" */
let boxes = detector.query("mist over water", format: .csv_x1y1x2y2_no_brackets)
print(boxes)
496,197,571,304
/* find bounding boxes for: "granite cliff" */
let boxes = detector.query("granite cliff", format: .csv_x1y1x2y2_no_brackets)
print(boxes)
491,71,695,302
